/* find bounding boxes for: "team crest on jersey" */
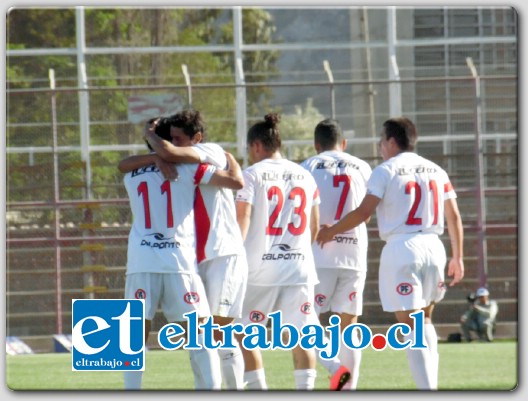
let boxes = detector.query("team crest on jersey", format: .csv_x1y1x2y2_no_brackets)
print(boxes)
315,294,326,307
249,310,265,322
183,292,200,304
135,289,146,299
300,302,312,314
396,283,413,295
348,291,357,301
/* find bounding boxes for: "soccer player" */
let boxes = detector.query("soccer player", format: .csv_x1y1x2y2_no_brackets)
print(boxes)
235,113,321,390
317,117,464,390
300,118,372,390
121,117,243,390
119,110,248,389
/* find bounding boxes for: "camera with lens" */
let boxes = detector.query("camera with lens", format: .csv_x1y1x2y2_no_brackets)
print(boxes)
466,292,476,303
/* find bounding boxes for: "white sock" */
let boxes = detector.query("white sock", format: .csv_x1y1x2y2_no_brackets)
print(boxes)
339,329,362,390
424,323,439,390
189,352,205,389
404,331,433,389
293,368,317,390
244,368,268,390
123,371,143,390
218,341,245,390
189,333,222,389
317,348,341,375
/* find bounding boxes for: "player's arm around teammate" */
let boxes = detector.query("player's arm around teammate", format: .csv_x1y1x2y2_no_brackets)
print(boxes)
318,117,465,390
316,194,379,247
317,189,464,287
118,117,243,190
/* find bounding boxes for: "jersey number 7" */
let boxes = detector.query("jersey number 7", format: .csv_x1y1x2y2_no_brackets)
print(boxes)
333,174,351,220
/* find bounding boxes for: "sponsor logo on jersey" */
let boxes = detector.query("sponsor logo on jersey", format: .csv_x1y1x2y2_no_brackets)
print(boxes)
332,235,359,245
71,299,144,371
131,165,160,177
396,165,438,175
396,283,413,295
140,232,180,249
261,170,306,181
262,243,305,261
315,160,360,170
183,292,200,304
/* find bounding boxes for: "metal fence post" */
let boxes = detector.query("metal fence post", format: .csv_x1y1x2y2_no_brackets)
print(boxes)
49,69,63,335
466,57,488,287
323,60,335,119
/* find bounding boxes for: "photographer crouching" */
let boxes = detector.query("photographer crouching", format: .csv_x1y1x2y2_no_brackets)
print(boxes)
460,287,499,342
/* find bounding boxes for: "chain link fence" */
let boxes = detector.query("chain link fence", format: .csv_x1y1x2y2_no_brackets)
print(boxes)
6,75,517,336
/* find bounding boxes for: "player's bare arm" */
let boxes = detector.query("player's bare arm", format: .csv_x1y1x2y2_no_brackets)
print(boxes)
444,197,464,286
235,201,252,241
118,153,158,173
316,194,379,247
310,204,320,244
117,153,178,180
207,152,244,190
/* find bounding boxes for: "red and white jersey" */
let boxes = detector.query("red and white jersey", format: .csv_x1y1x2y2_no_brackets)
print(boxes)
192,143,246,263
367,152,457,241
301,151,372,271
124,163,216,274
236,158,320,286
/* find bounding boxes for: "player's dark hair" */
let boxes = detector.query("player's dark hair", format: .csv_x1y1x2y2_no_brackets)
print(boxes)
145,116,172,151
168,109,207,141
314,118,343,150
247,113,282,152
382,117,417,151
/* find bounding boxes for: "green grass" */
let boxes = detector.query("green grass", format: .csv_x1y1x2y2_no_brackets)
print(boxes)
6,341,518,391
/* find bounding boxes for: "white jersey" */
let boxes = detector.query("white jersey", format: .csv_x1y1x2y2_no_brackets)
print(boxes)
367,152,457,241
124,163,216,274
301,150,372,271
236,158,320,286
192,143,246,263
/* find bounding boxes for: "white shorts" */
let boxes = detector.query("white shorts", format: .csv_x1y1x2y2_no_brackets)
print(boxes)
125,272,210,322
199,255,248,318
314,268,366,316
236,283,319,329
378,234,447,312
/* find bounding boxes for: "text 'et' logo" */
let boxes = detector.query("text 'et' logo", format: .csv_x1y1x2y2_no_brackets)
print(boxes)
71,299,145,371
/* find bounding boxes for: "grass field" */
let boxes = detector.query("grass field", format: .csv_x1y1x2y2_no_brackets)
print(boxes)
6,341,517,391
